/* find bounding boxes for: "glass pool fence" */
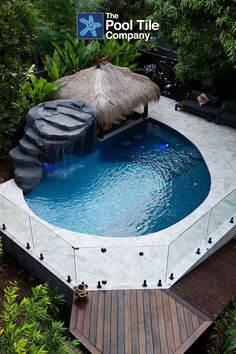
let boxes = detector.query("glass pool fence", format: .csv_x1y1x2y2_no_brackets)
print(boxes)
0,188,236,289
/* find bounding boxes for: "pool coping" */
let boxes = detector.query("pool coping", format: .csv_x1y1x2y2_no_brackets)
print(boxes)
1,96,236,290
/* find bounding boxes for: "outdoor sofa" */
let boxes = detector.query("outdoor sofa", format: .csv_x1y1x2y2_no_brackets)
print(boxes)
215,101,236,128
175,90,221,121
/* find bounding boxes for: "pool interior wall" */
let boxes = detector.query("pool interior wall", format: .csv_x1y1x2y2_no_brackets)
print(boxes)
24,118,211,237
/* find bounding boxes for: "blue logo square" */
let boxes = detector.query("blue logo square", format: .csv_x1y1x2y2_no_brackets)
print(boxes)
77,12,104,40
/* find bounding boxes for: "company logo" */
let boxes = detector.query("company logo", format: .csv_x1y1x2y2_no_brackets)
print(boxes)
77,13,159,41
77,13,104,40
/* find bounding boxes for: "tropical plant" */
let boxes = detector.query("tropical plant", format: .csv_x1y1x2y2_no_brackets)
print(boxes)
14,68,65,117
224,315,236,354
100,0,154,22
44,36,141,81
18,75,65,106
32,0,77,57
100,39,141,71
147,0,236,90
32,0,103,58
0,283,80,353
0,0,36,159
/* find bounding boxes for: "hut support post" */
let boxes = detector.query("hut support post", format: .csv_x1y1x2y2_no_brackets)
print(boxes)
143,104,148,120
98,126,104,139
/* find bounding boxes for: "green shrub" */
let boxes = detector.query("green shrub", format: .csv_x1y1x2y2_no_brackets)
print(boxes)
18,75,65,107
0,283,80,353
0,0,36,159
207,298,236,354
44,36,141,81
148,0,236,89
32,0,104,58
13,66,65,118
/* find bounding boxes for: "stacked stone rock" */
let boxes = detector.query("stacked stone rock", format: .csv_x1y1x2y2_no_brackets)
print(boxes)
10,100,96,192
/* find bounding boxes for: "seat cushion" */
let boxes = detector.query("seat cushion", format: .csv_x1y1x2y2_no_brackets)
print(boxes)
183,100,219,118
225,102,236,114
218,112,236,124
190,90,202,101
207,93,220,107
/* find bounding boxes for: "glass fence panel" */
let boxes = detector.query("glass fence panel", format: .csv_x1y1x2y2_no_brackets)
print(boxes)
75,245,168,289
0,195,33,247
31,218,76,283
207,189,236,240
166,212,209,279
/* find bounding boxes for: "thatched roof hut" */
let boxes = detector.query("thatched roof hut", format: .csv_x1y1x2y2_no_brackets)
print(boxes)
55,62,160,127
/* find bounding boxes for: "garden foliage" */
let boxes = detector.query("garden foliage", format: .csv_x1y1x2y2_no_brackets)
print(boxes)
100,0,154,22
14,66,65,115
44,36,141,81
148,0,236,89
0,0,36,158
0,283,80,353
207,297,236,354
32,0,104,57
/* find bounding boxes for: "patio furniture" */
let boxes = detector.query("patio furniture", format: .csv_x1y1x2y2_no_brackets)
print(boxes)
215,101,236,128
175,90,221,121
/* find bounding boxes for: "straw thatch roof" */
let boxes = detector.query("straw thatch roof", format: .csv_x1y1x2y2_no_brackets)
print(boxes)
55,63,160,127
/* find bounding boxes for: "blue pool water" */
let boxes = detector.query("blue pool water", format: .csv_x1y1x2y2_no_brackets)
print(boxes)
25,119,211,237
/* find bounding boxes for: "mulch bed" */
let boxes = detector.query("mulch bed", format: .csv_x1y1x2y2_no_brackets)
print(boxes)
0,157,11,184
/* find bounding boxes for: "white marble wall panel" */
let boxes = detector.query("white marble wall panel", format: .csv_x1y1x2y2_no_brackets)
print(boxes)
31,217,76,282
75,245,168,290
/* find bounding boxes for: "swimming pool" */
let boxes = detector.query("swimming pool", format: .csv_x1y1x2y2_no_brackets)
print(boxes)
25,119,211,237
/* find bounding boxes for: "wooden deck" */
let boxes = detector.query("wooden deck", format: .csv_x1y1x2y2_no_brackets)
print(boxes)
171,236,236,320
70,237,236,353
70,289,211,354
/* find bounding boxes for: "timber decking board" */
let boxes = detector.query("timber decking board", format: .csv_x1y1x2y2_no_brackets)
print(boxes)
155,290,168,354
130,290,140,354
117,290,125,354
143,290,154,354
70,289,211,354
162,291,175,353
103,291,111,354
171,237,236,320
110,290,118,354
137,289,147,354
168,296,182,350
96,291,105,352
124,290,132,354
149,289,161,354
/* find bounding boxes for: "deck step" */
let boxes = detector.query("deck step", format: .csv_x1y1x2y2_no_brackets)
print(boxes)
33,119,88,140
19,138,40,157
25,127,69,149
42,114,87,131
14,166,43,192
24,128,43,148
10,147,43,167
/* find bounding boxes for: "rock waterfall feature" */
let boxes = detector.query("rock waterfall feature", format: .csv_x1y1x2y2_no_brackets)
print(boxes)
10,100,96,192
